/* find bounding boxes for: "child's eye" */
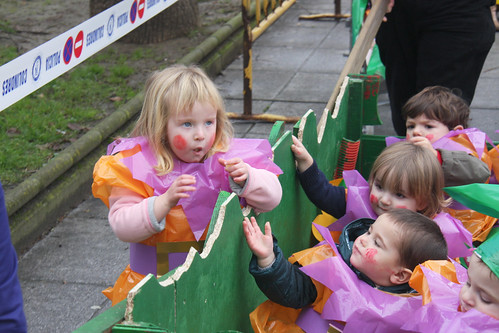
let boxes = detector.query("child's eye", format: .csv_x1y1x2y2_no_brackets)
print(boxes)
205,120,213,126
182,122,192,128
406,125,414,130
480,293,492,304
396,192,406,199
425,125,433,129
375,183,382,190
374,239,380,247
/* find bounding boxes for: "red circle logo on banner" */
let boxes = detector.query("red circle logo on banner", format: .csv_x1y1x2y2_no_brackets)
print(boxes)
74,31,84,58
138,0,145,19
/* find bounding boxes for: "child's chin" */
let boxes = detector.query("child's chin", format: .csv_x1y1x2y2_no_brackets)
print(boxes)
373,207,386,216
349,256,361,271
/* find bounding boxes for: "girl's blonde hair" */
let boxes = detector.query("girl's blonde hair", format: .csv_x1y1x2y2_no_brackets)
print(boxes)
368,141,448,217
131,64,233,174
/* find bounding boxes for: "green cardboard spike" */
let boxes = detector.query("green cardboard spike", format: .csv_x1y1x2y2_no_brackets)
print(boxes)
444,184,499,219
476,227,499,278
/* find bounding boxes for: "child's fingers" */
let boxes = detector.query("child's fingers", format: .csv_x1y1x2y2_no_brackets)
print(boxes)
219,158,241,173
223,157,243,166
249,217,263,235
173,192,191,200
177,185,196,193
244,217,258,232
264,221,272,237
242,217,251,234
232,175,248,183
250,216,258,227
228,167,246,178
292,135,304,147
290,144,300,156
176,174,196,185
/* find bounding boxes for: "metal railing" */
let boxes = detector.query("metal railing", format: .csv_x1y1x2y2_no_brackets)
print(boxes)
230,0,298,123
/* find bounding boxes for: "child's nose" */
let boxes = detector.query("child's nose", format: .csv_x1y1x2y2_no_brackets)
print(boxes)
359,235,367,247
194,127,205,140
461,287,475,307
379,193,391,205
412,126,423,136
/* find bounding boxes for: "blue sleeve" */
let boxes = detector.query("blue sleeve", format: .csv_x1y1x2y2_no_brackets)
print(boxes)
0,181,27,332
249,237,317,309
296,160,347,218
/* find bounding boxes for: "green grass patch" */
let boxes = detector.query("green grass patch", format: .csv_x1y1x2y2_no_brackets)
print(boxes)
0,48,138,186
0,45,18,65
0,20,16,35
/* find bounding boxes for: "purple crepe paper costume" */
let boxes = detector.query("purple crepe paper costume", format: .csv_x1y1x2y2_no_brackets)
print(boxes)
108,136,282,241
328,170,472,258
400,261,499,332
95,136,282,305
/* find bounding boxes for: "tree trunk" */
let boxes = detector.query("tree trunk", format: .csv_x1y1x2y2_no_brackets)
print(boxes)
89,0,199,44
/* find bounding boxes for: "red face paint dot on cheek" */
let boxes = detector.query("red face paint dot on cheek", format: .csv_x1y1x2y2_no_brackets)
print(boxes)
395,205,407,209
370,194,378,204
173,135,187,150
425,134,434,141
365,248,377,263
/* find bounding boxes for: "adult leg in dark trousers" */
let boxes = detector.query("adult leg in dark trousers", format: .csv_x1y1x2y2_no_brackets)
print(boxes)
376,0,495,136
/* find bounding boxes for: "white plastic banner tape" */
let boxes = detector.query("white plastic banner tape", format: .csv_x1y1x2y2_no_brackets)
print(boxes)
0,0,178,112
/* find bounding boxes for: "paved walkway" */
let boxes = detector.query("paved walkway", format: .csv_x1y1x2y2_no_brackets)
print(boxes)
17,0,499,331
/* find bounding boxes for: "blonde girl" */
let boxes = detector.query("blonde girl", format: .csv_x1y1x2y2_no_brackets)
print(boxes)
92,65,282,305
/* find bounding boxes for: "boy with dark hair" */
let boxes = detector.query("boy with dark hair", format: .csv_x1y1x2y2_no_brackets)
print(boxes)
402,85,491,187
243,209,448,309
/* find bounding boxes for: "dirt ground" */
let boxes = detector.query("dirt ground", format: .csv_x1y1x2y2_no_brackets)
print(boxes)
0,0,241,90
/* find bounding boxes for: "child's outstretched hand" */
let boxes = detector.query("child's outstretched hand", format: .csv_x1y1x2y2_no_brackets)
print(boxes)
243,216,275,268
291,135,313,172
408,136,438,157
219,157,249,187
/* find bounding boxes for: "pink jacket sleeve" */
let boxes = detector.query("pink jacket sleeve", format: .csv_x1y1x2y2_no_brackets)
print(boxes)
108,187,163,243
237,165,282,213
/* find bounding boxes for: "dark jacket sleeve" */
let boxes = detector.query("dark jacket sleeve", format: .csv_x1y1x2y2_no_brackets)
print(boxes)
296,160,347,218
439,149,490,187
0,181,27,333
249,237,317,309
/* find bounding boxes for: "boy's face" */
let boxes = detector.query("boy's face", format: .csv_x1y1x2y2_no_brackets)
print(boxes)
459,253,499,319
166,102,217,163
350,214,403,286
369,178,422,216
405,114,450,143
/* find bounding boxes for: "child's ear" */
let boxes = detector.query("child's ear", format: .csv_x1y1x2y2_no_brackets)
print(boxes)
453,125,464,131
390,267,413,285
